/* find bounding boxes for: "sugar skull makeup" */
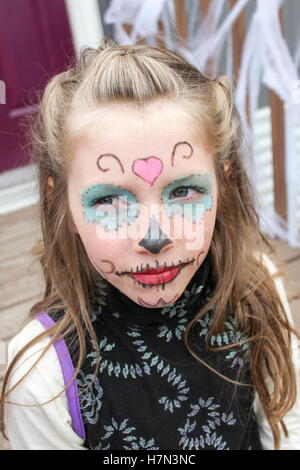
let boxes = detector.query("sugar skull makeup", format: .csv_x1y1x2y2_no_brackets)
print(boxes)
80,184,139,230
161,173,213,222
80,172,213,232
67,101,218,307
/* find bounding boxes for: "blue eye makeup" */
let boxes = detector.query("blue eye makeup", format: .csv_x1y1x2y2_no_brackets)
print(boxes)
80,184,139,231
80,174,213,230
161,174,213,221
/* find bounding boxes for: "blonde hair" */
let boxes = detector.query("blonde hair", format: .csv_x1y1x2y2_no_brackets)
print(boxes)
1,37,299,450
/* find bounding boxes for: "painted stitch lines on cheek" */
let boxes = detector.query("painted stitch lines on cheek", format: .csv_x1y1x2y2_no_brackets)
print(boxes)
87,250,206,308
79,141,214,300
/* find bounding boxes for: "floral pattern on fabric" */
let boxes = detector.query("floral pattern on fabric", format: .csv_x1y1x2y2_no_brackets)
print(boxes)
77,370,103,425
178,396,236,450
156,284,205,342
93,417,159,450
196,312,251,368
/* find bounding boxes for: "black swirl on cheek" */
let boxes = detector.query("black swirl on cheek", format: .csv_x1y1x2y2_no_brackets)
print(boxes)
88,255,115,278
98,259,116,274
171,141,193,167
97,154,125,174
196,250,205,266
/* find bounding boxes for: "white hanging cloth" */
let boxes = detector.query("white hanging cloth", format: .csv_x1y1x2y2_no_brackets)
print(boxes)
235,0,300,247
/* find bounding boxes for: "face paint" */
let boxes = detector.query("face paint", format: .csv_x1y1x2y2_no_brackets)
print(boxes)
196,250,205,266
161,173,213,222
138,214,172,254
80,184,139,230
137,292,179,307
67,101,218,308
97,153,125,174
115,256,195,290
132,156,163,185
171,141,193,166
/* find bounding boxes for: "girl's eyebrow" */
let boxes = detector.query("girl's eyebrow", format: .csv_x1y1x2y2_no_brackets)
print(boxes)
81,181,131,192
163,174,209,186
81,173,209,193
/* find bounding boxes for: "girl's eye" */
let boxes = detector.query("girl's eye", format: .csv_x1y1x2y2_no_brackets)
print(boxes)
89,195,120,206
169,186,206,200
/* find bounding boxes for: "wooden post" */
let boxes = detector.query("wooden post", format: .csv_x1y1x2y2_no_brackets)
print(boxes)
228,0,251,125
228,0,246,79
174,0,188,45
269,8,287,221
157,19,165,48
122,23,146,45
199,0,215,77
199,0,210,19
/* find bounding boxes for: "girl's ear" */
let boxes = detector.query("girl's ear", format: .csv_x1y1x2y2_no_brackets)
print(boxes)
223,161,231,175
47,176,54,194
70,218,79,234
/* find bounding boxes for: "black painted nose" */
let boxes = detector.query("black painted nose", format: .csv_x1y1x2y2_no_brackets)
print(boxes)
138,215,172,254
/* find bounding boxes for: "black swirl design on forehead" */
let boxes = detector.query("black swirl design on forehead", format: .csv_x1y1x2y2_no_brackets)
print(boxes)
97,154,125,174
171,141,193,166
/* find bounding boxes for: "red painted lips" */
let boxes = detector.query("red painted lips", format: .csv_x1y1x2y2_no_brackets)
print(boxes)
118,259,195,287
130,266,180,285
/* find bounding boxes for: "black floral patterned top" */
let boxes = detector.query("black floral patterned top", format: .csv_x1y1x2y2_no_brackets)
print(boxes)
51,251,263,450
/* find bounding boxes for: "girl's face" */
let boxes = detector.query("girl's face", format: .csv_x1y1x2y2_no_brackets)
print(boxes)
67,102,218,308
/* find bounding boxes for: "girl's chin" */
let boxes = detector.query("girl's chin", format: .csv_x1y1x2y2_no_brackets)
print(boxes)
122,283,183,308
135,294,179,308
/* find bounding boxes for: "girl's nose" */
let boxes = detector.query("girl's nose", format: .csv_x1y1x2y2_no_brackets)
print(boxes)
138,214,173,254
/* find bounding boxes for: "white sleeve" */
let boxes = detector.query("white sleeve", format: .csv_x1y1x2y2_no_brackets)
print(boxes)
253,252,300,450
4,318,88,450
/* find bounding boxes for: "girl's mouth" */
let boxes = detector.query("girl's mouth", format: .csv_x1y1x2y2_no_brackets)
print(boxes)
120,259,195,286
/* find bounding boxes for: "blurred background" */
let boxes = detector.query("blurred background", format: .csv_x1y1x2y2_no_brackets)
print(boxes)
1,0,300,450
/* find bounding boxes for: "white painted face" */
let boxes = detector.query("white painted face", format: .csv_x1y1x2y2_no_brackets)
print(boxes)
66,101,218,308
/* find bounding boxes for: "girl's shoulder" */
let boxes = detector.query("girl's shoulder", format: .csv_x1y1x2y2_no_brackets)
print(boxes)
7,309,65,369
7,315,56,370
253,249,283,276
5,315,87,450
6,315,65,400
8,315,50,352
252,251,300,450
253,250,295,326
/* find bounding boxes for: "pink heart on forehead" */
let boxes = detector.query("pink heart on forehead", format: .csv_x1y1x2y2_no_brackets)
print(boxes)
132,157,163,185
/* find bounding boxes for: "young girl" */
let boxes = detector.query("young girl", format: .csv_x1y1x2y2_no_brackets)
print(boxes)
1,37,300,451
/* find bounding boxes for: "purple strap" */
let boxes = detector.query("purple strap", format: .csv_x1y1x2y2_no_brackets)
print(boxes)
36,312,86,441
